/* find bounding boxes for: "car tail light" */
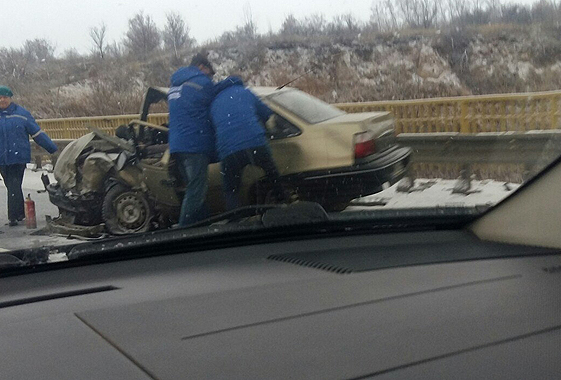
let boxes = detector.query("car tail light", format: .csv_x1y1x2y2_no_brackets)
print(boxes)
354,131,377,159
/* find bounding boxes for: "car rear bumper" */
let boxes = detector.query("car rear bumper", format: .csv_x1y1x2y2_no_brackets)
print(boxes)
285,146,412,203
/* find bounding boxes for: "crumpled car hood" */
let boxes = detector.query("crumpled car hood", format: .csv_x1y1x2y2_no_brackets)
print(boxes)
54,133,96,191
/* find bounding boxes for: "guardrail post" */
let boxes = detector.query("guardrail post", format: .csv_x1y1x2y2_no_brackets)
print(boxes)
460,101,469,133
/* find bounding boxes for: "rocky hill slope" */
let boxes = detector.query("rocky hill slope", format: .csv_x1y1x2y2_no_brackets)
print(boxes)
6,26,561,118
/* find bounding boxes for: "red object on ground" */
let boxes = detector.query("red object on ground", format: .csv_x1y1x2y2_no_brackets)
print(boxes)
24,194,37,229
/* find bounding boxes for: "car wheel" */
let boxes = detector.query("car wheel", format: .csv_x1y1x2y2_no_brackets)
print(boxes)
102,184,152,235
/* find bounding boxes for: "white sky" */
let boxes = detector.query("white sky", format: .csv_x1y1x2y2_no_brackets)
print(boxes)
5,0,539,54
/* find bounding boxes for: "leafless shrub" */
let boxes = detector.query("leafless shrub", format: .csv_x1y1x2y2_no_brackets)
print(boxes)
0,48,30,82
23,39,56,63
434,27,474,72
501,4,532,24
370,0,400,31
219,3,258,44
531,0,561,26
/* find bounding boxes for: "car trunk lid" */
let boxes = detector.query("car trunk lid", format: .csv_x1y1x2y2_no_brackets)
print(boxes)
317,112,397,166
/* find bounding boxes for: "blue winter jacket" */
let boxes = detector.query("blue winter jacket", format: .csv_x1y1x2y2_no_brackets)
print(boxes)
210,77,273,161
167,66,215,156
0,103,58,166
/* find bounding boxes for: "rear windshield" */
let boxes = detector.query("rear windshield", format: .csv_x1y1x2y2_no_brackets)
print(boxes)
268,90,345,124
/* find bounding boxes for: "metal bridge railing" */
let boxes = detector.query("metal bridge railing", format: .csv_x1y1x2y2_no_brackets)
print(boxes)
37,114,169,140
36,90,561,138
335,90,561,134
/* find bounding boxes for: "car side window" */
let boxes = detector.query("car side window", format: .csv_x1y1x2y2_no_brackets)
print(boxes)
267,114,302,140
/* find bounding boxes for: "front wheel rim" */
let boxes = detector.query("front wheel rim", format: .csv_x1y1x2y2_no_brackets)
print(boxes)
114,192,149,231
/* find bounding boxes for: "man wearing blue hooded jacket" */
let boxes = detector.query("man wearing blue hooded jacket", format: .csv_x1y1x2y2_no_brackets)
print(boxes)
0,86,58,226
211,76,285,210
168,54,216,226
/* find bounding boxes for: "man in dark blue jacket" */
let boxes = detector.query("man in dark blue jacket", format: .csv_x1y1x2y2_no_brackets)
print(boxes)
0,86,58,226
211,76,284,210
168,54,216,226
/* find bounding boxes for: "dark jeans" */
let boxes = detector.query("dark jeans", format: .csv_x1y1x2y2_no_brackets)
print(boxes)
0,164,26,222
172,152,210,226
221,145,283,210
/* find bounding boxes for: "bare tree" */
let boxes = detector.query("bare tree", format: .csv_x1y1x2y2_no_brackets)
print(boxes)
371,0,440,30
302,14,327,36
23,39,55,63
163,12,194,64
124,12,161,59
90,23,107,59
219,2,258,43
398,0,439,28
371,0,400,31
240,2,257,39
328,14,362,37
63,48,82,61
0,48,29,80
105,41,124,59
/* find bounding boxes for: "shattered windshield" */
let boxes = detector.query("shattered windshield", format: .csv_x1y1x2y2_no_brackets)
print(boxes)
1,0,561,264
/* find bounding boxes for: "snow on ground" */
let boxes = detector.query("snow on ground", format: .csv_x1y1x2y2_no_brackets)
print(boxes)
348,178,519,210
0,167,71,252
0,169,521,253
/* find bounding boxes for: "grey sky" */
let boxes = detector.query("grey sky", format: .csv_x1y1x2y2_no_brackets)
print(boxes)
6,0,538,54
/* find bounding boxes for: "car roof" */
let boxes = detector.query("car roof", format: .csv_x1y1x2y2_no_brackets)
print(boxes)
250,86,294,97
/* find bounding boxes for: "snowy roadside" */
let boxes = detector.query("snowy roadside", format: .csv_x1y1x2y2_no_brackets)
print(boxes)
348,178,519,210
0,167,72,253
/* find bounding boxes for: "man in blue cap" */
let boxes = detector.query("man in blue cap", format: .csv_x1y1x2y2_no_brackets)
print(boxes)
167,53,216,226
0,86,58,226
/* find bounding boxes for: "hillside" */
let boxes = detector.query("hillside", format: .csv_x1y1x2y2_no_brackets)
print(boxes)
5,25,561,118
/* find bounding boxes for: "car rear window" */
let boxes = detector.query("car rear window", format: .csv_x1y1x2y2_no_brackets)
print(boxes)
268,90,345,124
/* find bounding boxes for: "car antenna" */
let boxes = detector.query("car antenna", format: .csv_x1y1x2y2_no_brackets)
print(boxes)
276,67,315,90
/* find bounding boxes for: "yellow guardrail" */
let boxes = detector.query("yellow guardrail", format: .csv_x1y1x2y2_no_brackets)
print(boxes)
335,90,561,134
37,114,169,139
37,90,561,138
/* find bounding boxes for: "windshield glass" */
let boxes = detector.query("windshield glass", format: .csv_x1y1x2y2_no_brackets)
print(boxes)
1,0,561,266
267,90,346,124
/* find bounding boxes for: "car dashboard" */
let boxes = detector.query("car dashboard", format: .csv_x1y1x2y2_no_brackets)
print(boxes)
1,229,560,379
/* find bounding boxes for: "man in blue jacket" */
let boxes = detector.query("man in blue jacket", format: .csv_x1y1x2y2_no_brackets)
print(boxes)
211,76,285,210
0,86,58,226
168,54,216,226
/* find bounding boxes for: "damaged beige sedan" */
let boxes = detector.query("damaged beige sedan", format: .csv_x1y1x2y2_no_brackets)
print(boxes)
46,87,411,235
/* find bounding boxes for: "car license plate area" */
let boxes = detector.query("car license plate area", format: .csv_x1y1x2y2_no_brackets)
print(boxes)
392,161,406,179
376,134,396,153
